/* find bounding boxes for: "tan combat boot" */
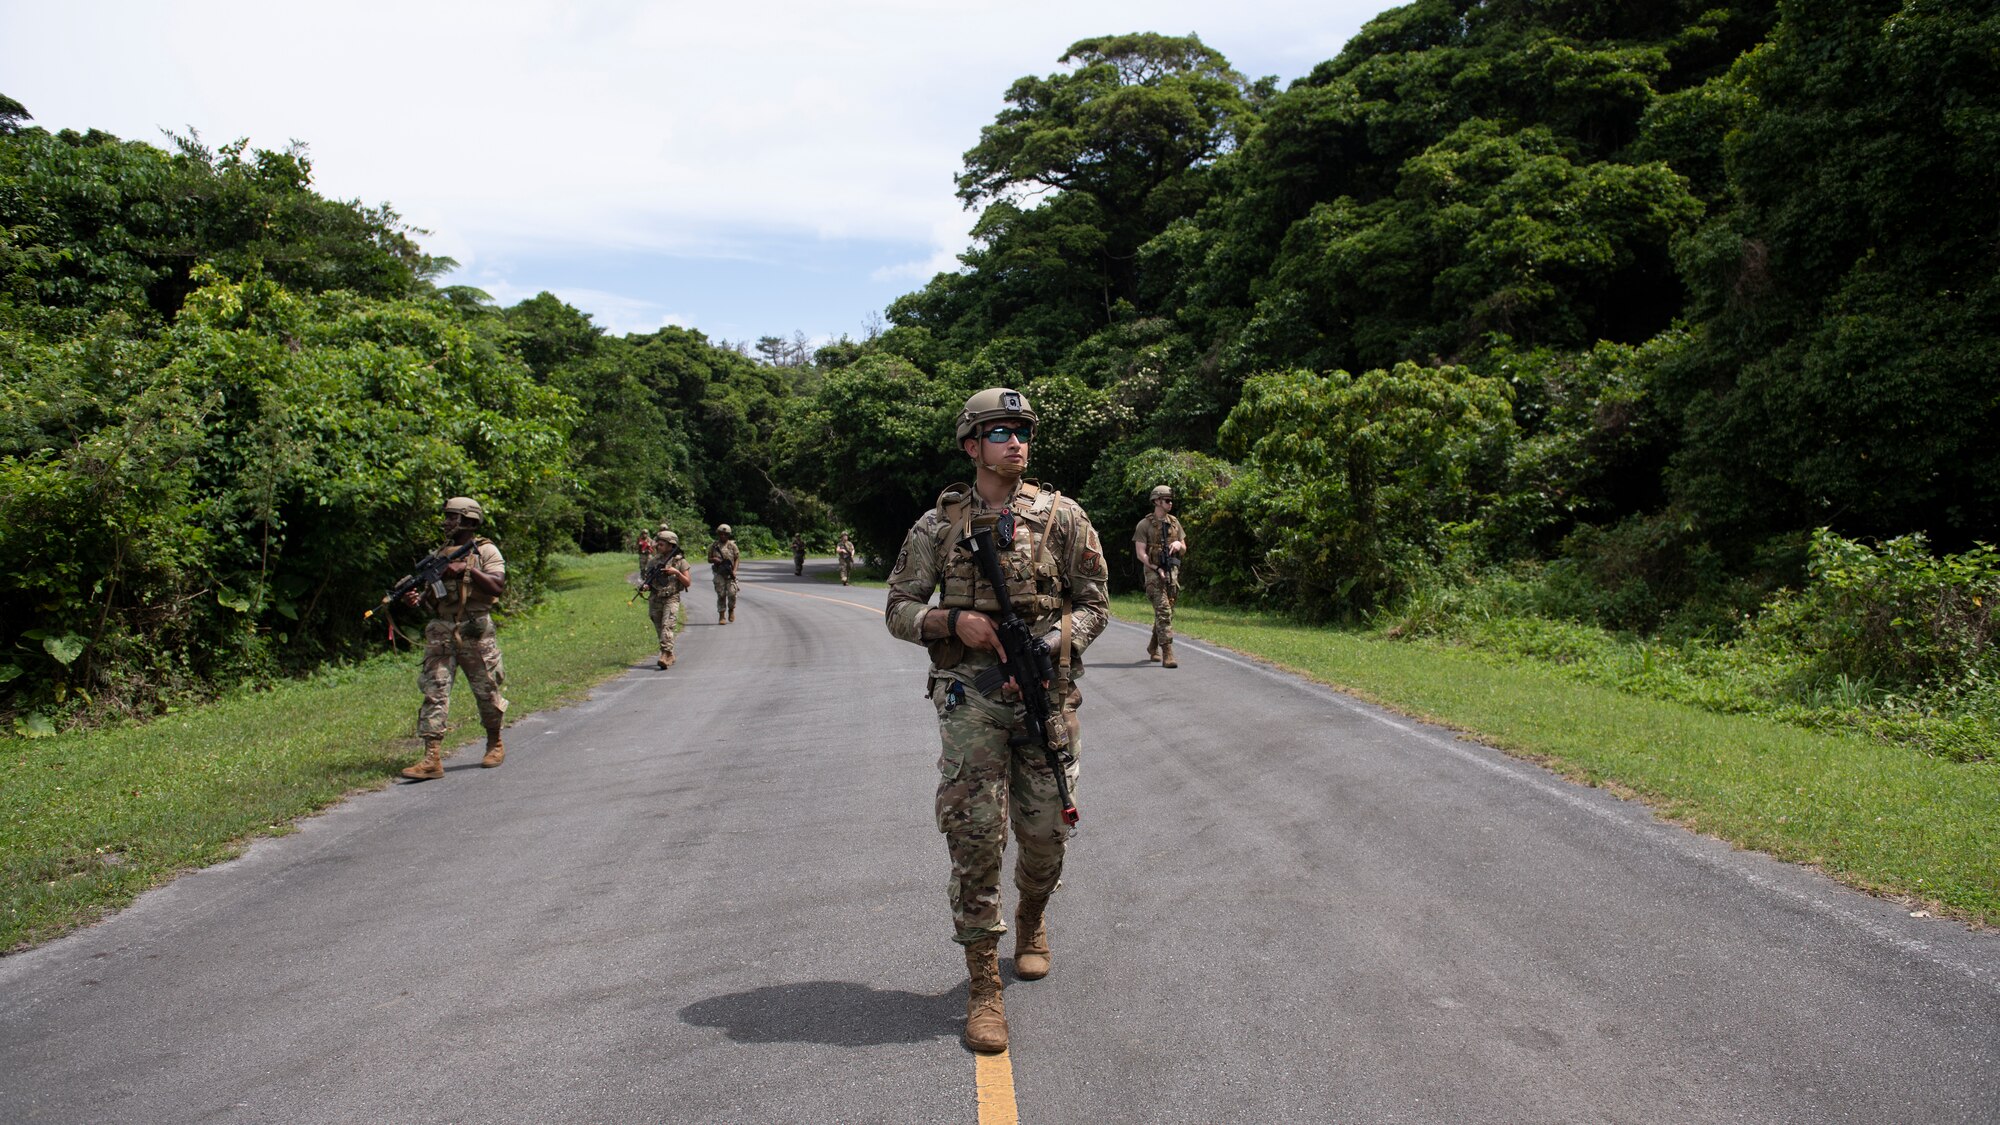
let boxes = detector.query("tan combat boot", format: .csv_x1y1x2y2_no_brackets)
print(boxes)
1146,637,1160,662
727,608,736,623
401,739,444,781
662,652,675,669
962,938,1008,1053
656,654,669,669
481,728,505,768
1162,641,1178,668
1014,894,1052,980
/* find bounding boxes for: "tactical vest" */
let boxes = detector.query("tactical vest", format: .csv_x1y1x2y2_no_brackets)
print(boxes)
932,480,1065,611
432,537,497,617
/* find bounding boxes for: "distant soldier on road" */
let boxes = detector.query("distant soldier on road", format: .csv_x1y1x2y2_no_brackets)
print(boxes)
709,524,741,624
643,525,691,669
399,496,508,780
885,387,1110,1054
791,533,807,576
836,531,856,586
1133,484,1187,668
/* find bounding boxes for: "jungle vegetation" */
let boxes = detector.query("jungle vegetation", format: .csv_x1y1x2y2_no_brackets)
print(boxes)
2,0,1995,759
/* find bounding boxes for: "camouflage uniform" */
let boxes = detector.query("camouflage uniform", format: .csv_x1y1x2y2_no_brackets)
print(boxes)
417,537,508,739
1134,511,1187,652
886,480,1110,946
836,534,855,585
792,534,806,576
709,536,741,620
645,540,688,658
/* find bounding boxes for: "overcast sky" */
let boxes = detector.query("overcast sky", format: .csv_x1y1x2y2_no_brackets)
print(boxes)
3,1,1390,343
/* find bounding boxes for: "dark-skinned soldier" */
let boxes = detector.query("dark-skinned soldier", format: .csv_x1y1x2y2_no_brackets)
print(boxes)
399,496,508,780
885,387,1110,1053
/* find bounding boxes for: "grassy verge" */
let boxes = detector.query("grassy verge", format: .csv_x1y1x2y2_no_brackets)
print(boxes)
1115,595,2000,926
1,553,655,952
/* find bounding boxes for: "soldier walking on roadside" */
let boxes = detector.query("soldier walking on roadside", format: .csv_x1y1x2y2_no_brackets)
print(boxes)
836,531,856,585
709,524,741,624
1133,485,1187,668
885,387,1110,1054
791,533,807,576
643,525,692,669
399,496,509,780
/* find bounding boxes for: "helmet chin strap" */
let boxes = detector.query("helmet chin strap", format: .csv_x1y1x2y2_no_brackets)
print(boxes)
982,453,1026,479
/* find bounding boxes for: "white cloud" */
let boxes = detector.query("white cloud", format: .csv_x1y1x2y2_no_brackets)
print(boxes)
3,1,1387,328
475,278,691,337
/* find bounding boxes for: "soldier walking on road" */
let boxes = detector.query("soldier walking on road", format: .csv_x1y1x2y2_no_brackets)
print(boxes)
885,387,1111,1054
400,496,509,780
791,533,807,576
1133,485,1187,668
836,531,855,585
643,526,691,669
709,524,741,624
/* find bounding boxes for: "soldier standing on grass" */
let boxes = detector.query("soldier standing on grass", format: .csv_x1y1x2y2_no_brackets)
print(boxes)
884,387,1110,1054
643,526,691,669
836,531,856,585
709,524,741,624
399,496,508,781
1133,484,1187,668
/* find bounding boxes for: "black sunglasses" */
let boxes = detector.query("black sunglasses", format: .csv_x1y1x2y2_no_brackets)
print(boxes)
981,424,1035,444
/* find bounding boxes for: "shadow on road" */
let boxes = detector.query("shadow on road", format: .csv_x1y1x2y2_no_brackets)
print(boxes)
678,981,961,1046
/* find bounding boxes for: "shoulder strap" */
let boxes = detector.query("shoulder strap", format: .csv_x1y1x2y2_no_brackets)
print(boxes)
1032,491,1061,574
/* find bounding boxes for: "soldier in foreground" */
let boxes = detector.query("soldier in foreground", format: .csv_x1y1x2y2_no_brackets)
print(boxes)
399,496,508,780
836,531,855,585
708,524,741,623
791,532,807,576
884,387,1110,1053
1133,484,1187,668
643,525,691,669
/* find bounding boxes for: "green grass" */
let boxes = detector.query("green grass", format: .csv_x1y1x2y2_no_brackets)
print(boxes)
1,553,656,951
1117,595,2000,926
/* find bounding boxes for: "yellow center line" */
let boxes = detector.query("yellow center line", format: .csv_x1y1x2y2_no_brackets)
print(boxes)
750,583,885,615
756,579,1016,1117
976,1049,1020,1124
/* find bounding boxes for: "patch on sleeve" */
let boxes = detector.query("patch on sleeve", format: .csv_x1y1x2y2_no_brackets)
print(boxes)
1078,527,1109,579
889,545,912,580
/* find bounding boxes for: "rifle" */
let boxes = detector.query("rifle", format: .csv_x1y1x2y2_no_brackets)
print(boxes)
629,560,667,605
961,520,1080,828
364,539,479,621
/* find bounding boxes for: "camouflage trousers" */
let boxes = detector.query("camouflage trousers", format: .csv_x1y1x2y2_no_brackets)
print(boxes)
838,557,853,583
1145,571,1179,648
713,573,739,619
930,671,1083,946
648,591,682,654
793,551,805,576
418,614,507,738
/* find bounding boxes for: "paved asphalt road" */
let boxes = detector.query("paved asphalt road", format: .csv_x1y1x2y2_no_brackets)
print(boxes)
3,558,1997,1124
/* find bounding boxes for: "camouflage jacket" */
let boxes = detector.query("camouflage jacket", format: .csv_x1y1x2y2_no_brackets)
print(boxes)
423,537,505,618
885,480,1109,675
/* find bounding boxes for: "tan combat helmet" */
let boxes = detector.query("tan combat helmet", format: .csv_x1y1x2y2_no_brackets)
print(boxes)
955,387,1037,443
1150,485,1174,503
443,496,483,525
659,529,679,547
715,523,733,539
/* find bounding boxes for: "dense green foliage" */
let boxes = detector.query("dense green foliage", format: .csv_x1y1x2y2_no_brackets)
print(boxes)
6,0,1996,758
780,3,1995,758
1,109,814,731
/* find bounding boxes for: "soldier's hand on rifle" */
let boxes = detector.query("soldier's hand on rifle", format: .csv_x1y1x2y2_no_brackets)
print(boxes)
951,609,1006,659
442,558,470,579
399,588,422,607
